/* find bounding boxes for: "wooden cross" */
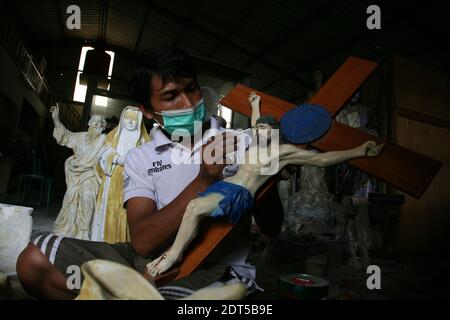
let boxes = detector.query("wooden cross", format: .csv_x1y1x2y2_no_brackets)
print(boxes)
155,57,441,286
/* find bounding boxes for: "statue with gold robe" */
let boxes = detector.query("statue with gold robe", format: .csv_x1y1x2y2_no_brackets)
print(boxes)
90,106,150,243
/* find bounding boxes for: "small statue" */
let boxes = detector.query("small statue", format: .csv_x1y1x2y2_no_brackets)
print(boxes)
90,106,150,243
51,105,106,240
147,93,384,277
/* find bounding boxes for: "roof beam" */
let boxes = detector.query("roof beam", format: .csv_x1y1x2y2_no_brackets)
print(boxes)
134,5,149,53
100,0,109,43
55,0,66,41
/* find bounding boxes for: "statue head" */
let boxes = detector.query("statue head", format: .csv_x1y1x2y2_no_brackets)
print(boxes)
123,108,139,131
255,115,280,145
88,114,106,136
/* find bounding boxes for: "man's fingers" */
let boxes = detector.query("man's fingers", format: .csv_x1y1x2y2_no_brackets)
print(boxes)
203,132,238,164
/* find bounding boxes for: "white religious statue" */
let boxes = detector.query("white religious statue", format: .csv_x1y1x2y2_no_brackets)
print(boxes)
76,260,246,300
51,105,106,240
147,92,384,277
91,106,150,243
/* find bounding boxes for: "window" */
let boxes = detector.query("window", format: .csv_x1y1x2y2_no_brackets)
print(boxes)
73,46,115,107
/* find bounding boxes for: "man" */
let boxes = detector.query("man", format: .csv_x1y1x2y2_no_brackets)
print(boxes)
51,106,106,240
16,46,279,299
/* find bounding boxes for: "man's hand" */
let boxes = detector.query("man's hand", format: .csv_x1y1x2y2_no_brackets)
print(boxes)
198,132,237,184
360,141,384,157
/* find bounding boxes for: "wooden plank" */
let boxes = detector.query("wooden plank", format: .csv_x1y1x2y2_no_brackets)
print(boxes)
311,122,442,198
395,117,450,253
220,83,295,121
309,57,378,116
397,107,450,130
393,55,450,124
175,219,233,280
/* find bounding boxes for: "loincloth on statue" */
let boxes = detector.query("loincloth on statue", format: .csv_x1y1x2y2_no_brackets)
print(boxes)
198,180,254,224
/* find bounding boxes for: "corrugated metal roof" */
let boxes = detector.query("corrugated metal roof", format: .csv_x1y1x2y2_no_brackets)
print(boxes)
8,0,450,103
192,0,260,39
106,0,146,50
210,45,252,70
178,27,221,57
137,9,184,50
15,0,63,39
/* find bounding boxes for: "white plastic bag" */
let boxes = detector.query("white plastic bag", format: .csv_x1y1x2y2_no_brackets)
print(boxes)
0,204,33,275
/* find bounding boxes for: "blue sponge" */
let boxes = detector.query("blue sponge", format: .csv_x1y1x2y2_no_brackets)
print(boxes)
280,104,332,144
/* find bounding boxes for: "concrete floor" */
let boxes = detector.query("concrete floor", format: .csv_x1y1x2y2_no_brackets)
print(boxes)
2,192,449,300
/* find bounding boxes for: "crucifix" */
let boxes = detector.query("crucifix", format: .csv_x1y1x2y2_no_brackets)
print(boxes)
153,57,441,286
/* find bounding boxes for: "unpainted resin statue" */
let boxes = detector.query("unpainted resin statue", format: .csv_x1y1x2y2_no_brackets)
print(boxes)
76,259,246,300
90,106,150,243
51,105,106,240
147,93,384,277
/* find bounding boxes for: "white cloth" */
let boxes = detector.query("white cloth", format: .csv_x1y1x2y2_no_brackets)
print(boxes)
0,204,33,275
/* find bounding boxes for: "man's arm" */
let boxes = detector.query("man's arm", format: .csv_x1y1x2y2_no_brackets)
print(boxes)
126,175,214,257
126,134,236,258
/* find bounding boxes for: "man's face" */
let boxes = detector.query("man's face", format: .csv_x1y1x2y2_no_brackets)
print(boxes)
147,75,202,124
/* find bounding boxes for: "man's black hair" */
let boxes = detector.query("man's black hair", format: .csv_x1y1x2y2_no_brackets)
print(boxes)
128,46,198,109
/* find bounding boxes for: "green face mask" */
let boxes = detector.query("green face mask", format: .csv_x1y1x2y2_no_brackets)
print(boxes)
155,98,206,135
